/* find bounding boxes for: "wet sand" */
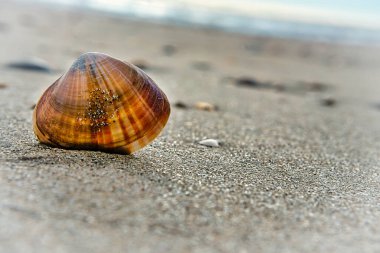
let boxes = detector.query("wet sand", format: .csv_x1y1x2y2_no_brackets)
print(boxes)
1,1,380,252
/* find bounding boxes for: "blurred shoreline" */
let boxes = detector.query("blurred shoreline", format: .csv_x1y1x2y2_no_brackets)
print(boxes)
18,0,380,46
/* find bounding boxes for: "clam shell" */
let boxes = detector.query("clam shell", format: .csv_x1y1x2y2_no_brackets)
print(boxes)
33,52,170,154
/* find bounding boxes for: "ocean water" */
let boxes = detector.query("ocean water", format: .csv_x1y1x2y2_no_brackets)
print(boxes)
22,0,380,45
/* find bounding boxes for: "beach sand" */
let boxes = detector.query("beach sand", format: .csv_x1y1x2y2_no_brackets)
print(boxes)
1,1,380,252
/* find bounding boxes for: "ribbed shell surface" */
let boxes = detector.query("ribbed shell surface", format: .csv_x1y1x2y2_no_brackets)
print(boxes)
33,53,170,154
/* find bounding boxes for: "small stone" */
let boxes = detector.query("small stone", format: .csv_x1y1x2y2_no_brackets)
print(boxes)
174,101,189,109
321,97,336,107
0,83,7,89
235,77,260,87
199,139,220,147
7,57,52,73
234,77,273,90
194,102,218,112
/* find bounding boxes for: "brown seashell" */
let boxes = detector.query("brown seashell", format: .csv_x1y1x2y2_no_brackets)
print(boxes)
33,52,170,154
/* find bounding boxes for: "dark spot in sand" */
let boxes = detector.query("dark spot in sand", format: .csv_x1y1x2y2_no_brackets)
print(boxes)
30,104,36,110
192,61,211,71
229,76,330,96
132,60,150,70
2,204,41,219
235,77,260,87
374,103,380,111
162,44,177,56
7,58,52,73
174,101,189,109
18,156,44,161
0,83,7,89
235,77,273,89
302,81,328,92
321,97,336,107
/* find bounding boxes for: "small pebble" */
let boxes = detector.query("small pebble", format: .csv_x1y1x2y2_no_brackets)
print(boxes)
0,83,7,89
321,97,336,107
199,139,220,147
236,77,259,87
7,57,52,73
235,77,271,89
194,102,218,112
174,101,189,109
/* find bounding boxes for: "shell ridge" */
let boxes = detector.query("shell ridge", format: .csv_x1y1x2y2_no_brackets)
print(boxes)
94,59,130,148
133,67,169,121
98,60,144,147
101,60,168,151
68,64,83,145
120,64,171,150
37,83,63,146
117,65,164,137
118,66,157,119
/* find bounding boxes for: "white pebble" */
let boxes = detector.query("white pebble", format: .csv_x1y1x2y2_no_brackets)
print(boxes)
199,139,220,147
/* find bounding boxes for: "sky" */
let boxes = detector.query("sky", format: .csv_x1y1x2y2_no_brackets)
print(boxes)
28,0,380,29
163,0,380,29
269,0,380,14
256,0,380,28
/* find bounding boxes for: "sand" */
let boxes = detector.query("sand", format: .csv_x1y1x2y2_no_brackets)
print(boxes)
1,1,380,252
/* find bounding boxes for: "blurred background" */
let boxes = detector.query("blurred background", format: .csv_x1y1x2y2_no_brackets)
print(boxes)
1,1,380,252
21,0,380,45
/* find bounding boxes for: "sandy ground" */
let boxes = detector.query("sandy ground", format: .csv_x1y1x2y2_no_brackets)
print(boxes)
1,1,380,252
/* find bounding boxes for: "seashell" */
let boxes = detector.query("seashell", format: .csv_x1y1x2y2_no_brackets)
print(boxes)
7,57,53,73
198,139,220,147
33,52,170,154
